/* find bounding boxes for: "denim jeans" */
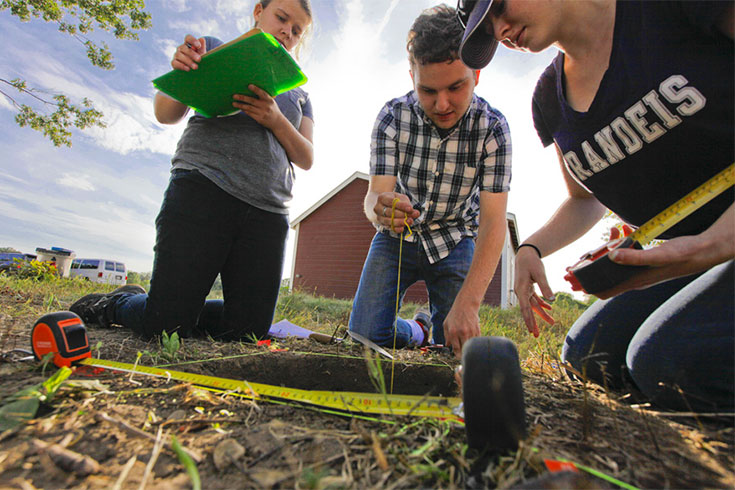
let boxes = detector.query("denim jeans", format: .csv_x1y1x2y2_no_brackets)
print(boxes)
111,169,288,340
562,260,734,411
349,232,474,347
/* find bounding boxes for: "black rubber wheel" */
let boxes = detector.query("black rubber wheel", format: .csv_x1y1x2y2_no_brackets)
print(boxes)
462,336,526,452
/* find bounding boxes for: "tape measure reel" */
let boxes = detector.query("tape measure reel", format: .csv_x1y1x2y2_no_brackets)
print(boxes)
566,163,735,294
31,311,91,368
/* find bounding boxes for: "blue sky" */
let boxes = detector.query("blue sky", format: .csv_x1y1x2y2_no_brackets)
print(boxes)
0,0,609,296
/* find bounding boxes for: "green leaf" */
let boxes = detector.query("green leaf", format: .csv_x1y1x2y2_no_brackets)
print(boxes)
0,367,72,430
0,0,150,145
172,435,201,490
0,398,40,430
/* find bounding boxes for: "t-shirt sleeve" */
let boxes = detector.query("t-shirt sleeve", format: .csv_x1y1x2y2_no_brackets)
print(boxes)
301,92,314,122
667,1,733,38
204,36,222,52
532,96,554,148
369,104,399,177
480,115,512,193
531,61,558,148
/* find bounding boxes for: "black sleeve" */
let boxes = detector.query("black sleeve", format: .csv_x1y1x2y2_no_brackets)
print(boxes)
531,60,559,148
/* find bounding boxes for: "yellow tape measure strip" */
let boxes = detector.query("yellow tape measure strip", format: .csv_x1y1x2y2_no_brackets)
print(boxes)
630,163,734,245
80,357,462,422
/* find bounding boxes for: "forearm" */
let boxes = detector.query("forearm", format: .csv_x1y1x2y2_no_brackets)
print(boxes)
364,190,380,223
454,193,508,309
698,203,735,264
154,92,190,125
524,195,607,257
270,115,313,170
455,222,506,310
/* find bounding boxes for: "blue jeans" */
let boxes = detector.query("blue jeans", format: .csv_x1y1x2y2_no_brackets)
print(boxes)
349,232,474,347
562,260,734,411
111,169,288,340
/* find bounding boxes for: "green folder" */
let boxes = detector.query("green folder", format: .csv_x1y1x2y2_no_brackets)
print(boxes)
152,29,308,118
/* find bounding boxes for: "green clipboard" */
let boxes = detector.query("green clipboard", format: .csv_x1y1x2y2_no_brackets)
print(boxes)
152,28,308,118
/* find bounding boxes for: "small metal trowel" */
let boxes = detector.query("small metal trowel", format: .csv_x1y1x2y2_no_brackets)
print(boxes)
347,330,394,360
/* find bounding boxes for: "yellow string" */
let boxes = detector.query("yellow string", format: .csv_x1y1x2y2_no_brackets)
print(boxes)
389,198,412,394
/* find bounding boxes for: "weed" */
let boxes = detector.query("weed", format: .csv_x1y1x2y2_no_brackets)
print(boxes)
299,466,330,490
172,435,201,490
161,330,181,361
43,292,62,312
17,260,58,282
364,349,388,394
39,352,55,377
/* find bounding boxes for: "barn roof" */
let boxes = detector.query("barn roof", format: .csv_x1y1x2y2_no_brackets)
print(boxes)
291,171,368,227
290,171,521,249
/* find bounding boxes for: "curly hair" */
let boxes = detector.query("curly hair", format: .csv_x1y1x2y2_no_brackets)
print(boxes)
407,4,464,67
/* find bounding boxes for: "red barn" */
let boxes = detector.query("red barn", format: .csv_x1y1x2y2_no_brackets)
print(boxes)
289,172,520,308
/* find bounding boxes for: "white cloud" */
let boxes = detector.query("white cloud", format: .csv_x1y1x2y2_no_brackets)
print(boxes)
163,0,191,13
167,18,225,39
0,178,157,271
57,173,95,191
0,0,615,291
0,172,27,185
0,92,14,112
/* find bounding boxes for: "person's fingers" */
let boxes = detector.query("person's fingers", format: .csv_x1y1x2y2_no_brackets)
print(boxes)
452,339,462,359
173,43,200,70
444,328,459,358
534,272,555,303
184,35,202,52
609,246,655,266
454,365,463,395
518,300,539,337
247,84,271,99
531,295,555,325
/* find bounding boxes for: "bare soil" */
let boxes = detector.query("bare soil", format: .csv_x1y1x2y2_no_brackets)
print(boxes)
0,286,733,489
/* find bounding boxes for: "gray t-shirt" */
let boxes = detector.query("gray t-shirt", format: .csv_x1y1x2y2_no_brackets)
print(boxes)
171,36,314,214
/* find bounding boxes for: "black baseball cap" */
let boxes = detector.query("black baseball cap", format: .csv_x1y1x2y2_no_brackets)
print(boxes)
458,0,497,69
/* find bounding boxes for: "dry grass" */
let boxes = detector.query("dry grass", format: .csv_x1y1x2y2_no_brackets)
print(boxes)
0,275,733,489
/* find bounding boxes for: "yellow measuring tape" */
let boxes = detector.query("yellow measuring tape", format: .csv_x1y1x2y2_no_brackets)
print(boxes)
79,357,462,422
631,163,734,245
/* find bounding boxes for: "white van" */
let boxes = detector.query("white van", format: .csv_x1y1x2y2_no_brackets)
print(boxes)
70,258,127,285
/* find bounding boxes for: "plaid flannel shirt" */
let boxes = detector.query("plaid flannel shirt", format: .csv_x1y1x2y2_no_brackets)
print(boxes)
370,91,512,264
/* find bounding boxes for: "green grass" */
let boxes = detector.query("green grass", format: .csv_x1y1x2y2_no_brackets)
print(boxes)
0,274,589,361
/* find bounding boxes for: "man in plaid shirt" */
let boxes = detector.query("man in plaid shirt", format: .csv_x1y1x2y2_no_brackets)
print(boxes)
349,4,511,358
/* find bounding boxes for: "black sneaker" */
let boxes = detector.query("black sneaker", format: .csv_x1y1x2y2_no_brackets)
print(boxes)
69,284,146,327
413,308,432,346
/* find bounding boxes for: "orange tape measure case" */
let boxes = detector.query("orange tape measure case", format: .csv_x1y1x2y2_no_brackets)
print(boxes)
31,311,91,367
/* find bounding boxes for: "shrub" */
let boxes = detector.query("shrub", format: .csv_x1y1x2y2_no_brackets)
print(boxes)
17,260,58,282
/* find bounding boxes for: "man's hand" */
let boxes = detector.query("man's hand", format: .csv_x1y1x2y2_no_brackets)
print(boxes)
443,300,481,359
374,192,419,233
514,247,555,337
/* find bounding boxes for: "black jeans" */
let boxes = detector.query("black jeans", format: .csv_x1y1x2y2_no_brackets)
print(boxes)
113,170,288,340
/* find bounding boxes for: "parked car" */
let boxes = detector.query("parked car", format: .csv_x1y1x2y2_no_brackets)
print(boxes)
0,252,36,275
70,258,128,285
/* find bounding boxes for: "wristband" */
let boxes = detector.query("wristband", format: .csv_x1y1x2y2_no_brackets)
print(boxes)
518,243,542,258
